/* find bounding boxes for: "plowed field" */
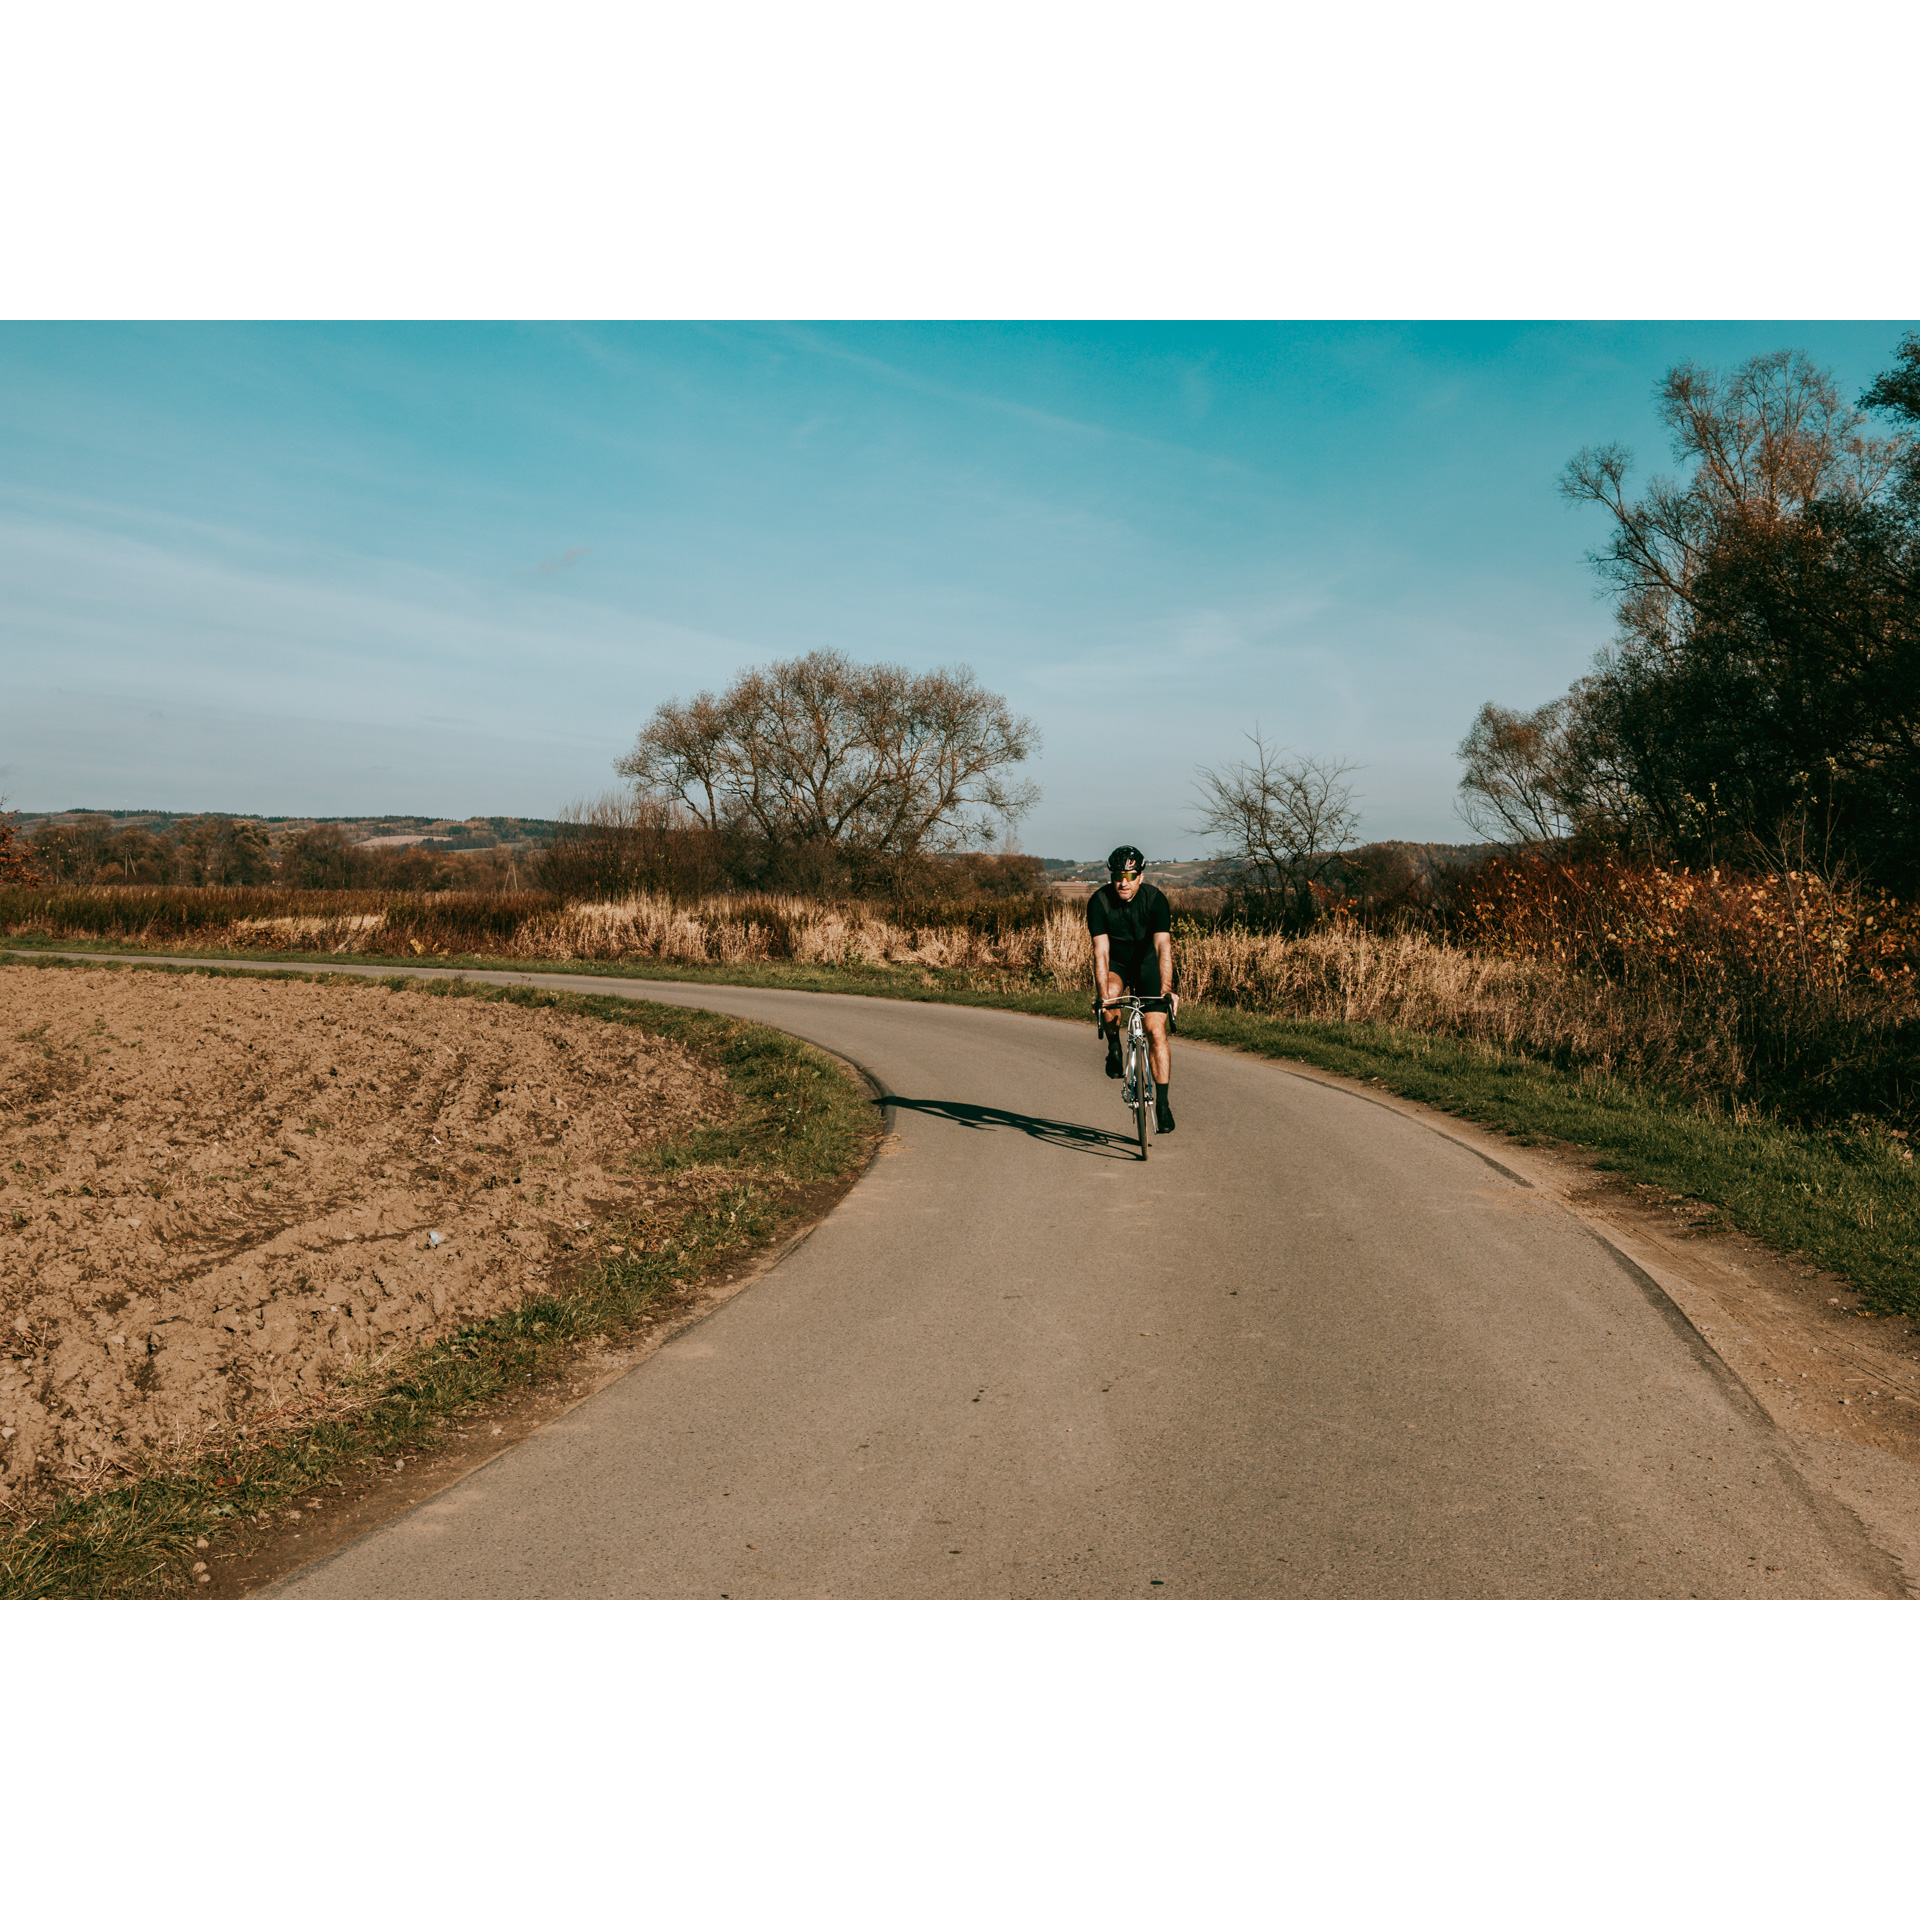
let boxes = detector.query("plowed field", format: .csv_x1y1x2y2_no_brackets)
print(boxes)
0,964,732,1507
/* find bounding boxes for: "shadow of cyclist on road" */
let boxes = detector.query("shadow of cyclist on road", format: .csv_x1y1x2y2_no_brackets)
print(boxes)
877,1097,1137,1159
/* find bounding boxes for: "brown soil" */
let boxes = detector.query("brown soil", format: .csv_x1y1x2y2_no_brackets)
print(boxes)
0,965,733,1511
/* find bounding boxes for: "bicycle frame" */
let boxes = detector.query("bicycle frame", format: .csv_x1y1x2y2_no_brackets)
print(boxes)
1097,992,1173,1161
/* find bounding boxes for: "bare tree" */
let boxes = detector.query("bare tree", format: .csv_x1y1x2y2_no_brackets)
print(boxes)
1193,730,1361,930
616,651,1039,870
1456,698,1577,847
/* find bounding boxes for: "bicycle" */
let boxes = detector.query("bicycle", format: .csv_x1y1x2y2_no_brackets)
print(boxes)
1095,991,1175,1160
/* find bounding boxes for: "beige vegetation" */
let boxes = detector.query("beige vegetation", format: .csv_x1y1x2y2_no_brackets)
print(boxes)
0,966,736,1510
10,874,1914,1128
1175,922,1754,1101
6,889,1093,974
53,888,1861,1111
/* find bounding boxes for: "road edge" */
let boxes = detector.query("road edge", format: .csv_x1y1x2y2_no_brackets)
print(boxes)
251,1060,895,1599
1238,1047,1919,1597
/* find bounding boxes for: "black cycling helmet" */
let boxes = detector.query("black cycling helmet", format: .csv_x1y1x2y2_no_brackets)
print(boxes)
1107,845,1146,879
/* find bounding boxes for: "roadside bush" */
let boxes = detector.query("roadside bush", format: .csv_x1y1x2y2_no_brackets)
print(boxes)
0,811,40,889
536,797,733,902
0,885,290,939
538,794,1049,909
382,894,563,950
1451,854,1920,991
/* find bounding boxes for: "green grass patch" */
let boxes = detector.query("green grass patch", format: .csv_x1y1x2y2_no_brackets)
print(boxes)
0,958,878,1600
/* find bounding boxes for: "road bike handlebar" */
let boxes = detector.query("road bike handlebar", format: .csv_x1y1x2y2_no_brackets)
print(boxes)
1094,991,1178,1032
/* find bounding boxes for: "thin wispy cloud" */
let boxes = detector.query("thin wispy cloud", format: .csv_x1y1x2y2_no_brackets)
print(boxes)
772,323,1279,486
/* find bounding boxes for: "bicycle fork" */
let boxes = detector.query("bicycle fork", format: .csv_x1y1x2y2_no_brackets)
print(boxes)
1123,1013,1154,1121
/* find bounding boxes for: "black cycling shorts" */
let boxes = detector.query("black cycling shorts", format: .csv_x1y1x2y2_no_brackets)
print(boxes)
1108,942,1165,997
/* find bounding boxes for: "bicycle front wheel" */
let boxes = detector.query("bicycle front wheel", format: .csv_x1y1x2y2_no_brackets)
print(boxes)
1133,1034,1151,1160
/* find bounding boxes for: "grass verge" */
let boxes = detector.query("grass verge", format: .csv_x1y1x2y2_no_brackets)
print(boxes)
0,958,879,1600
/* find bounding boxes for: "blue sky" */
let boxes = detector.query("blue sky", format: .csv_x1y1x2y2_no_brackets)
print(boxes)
3,320,1911,859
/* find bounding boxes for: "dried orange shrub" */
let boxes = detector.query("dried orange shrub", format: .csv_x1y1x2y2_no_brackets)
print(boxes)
1456,856,1920,1002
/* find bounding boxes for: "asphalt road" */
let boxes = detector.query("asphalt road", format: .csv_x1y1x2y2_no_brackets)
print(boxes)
225,966,1902,1600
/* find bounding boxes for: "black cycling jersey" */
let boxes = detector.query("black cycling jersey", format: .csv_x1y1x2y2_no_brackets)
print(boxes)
1087,881,1172,994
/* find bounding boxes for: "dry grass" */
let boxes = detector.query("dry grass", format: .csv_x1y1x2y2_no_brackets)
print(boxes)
11,882,1920,1129
1,885,1079,975
1174,921,1700,1075
511,894,1080,974
1173,918,1920,1130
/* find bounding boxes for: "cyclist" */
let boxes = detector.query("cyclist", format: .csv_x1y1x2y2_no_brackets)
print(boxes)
1087,845,1179,1133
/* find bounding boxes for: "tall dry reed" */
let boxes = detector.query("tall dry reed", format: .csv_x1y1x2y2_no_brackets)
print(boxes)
1173,919,1742,1089
10,881,1916,1126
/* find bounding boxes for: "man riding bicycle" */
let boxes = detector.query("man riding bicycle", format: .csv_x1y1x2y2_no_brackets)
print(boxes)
1087,845,1179,1133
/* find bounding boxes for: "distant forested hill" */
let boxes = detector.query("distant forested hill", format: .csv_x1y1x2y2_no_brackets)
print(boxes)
16,810,559,853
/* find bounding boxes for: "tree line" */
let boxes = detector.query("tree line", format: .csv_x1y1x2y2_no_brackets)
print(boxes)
0,658,1432,925
6,814,536,893
1458,336,1920,893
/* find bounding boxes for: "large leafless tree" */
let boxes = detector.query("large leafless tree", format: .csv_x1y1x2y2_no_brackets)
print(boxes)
616,651,1040,865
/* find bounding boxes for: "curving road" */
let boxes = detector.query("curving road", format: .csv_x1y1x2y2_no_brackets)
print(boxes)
22,952,1896,1597
183,965,1896,1600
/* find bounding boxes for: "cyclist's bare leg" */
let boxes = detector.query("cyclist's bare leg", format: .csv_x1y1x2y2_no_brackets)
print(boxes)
1099,969,1126,1037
